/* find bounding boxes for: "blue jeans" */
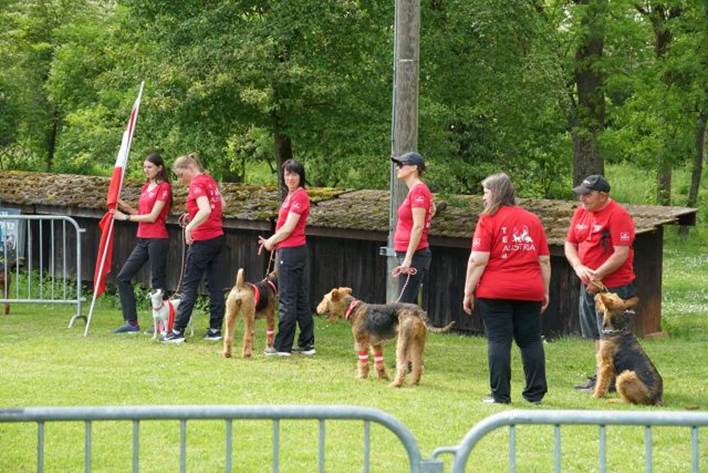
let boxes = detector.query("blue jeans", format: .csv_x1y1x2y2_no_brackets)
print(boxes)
579,282,636,340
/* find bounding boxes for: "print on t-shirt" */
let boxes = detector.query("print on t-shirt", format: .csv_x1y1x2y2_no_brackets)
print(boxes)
500,225,537,259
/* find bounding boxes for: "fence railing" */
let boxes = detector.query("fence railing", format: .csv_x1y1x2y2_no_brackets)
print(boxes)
431,409,708,473
0,215,85,327
0,405,445,473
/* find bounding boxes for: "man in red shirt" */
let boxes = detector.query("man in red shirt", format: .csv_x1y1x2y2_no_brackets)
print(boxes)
564,175,636,391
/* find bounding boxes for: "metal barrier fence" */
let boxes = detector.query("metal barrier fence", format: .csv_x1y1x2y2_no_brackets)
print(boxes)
432,409,708,473
0,405,444,473
0,215,85,327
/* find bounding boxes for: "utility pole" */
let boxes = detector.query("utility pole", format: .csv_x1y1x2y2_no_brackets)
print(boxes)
384,0,420,303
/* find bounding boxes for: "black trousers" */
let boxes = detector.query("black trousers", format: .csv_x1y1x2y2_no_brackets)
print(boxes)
395,247,431,304
173,235,226,332
273,245,314,352
117,238,168,323
478,298,547,403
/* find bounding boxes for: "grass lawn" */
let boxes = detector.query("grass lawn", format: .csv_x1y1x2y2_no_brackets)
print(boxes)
1,226,707,471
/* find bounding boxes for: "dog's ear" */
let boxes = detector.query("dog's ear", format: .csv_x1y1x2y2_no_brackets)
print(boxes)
623,296,639,310
331,288,342,302
340,287,352,296
594,293,607,313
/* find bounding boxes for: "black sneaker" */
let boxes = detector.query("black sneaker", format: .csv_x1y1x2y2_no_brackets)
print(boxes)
292,345,316,356
112,322,140,334
162,330,185,344
203,329,222,341
574,375,597,391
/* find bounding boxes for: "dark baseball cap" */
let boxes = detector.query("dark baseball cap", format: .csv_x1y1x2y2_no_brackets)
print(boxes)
573,174,611,195
391,151,425,170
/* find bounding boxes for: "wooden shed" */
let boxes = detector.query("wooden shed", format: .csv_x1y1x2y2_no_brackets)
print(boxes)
0,170,696,337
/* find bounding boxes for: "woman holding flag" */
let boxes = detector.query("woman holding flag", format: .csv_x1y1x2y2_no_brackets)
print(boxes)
163,152,226,344
111,152,172,334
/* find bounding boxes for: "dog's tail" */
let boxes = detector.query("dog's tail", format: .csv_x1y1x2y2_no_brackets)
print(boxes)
426,321,455,333
235,268,245,290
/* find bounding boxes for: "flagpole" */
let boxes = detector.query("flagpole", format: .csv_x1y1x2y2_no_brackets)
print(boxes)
83,215,116,336
83,81,144,336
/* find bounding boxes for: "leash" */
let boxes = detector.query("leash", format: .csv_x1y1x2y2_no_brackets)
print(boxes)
392,266,418,303
589,279,608,293
174,213,190,294
263,249,275,279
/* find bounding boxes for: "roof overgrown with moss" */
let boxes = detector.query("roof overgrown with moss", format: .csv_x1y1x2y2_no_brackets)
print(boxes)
0,171,696,244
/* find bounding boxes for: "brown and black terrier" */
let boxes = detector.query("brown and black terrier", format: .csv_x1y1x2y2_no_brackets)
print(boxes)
593,292,663,405
316,287,453,387
222,268,278,358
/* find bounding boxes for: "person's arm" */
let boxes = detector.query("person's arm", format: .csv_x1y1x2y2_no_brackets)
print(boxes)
117,198,137,214
259,212,302,251
114,200,166,224
462,251,490,315
591,246,630,283
564,241,595,284
184,195,211,245
399,207,426,272
539,255,551,312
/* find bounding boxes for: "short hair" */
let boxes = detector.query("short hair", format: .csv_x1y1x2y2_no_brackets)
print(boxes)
481,173,516,216
172,152,204,174
282,159,306,189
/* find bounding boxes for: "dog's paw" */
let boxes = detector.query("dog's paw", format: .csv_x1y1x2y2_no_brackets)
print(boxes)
222,351,232,358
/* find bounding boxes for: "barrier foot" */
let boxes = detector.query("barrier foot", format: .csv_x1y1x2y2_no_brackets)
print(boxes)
68,313,87,328
420,458,444,473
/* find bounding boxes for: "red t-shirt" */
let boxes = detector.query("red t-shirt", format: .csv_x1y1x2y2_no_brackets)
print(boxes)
472,206,550,301
566,199,635,287
394,183,432,252
186,174,223,241
276,187,310,249
136,181,171,239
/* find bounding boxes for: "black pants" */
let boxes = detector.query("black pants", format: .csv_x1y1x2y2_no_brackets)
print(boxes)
395,248,431,304
478,298,547,403
117,238,168,323
173,235,226,332
274,245,314,352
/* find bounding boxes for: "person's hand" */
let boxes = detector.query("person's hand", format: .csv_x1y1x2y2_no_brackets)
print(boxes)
258,235,274,254
391,263,416,278
184,226,193,245
463,293,475,315
541,293,549,313
572,264,595,285
585,280,604,295
113,209,127,221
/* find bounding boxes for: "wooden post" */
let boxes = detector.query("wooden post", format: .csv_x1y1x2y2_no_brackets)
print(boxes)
386,0,420,303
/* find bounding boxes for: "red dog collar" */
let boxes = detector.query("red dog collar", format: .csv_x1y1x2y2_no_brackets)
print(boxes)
344,299,360,320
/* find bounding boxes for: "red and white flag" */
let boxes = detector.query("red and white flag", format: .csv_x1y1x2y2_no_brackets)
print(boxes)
92,82,144,296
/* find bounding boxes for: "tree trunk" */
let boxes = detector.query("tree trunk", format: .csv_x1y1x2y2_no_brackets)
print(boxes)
656,158,672,205
679,112,707,237
274,131,293,200
571,0,607,186
45,109,60,172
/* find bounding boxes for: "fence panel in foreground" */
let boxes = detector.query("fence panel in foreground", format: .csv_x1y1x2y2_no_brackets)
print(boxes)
0,405,444,473
432,409,708,473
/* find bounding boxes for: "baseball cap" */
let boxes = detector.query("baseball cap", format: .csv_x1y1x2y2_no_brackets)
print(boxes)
391,152,425,171
573,174,611,195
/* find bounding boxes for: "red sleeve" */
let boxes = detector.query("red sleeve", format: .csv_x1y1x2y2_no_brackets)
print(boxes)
609,208,635,247
472,215,493,252
190,180,206,198
409,185,431,210
157,182,171,201
289,190,310,215
566,208,581,244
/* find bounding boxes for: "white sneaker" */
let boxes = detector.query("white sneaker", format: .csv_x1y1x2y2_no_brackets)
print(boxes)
264,347,291,357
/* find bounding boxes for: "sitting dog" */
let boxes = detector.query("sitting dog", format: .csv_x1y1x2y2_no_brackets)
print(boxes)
223,268,278,358
148,289,181,341
316,287,454,387
593,292,663,405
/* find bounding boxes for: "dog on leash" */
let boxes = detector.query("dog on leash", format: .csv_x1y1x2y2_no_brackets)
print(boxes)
592,292,663,405
316,287,454,387
223,268,278,358
147,289,181,340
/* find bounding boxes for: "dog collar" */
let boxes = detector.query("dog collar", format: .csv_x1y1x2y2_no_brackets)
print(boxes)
249,283,262,307
152,301,165,311
344,299,360,320
601,328,627,336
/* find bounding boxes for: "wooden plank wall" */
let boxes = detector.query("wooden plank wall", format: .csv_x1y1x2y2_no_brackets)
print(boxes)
30,212,662,337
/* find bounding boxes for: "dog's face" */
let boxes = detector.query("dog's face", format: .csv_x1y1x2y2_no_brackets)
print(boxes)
595,292,639,331
147,289,164,309
316,287,353,322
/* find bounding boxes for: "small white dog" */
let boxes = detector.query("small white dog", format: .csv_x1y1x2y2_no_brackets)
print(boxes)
148,289,181,340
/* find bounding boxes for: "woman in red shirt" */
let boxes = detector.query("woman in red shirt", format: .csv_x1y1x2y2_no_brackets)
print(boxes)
163,153,225,344
462,173,550,404
391,152,433,304
112,153,172,334
259,159,313,356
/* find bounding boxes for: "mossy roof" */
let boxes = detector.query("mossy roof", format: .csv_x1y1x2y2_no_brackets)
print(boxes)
0,171,696,245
